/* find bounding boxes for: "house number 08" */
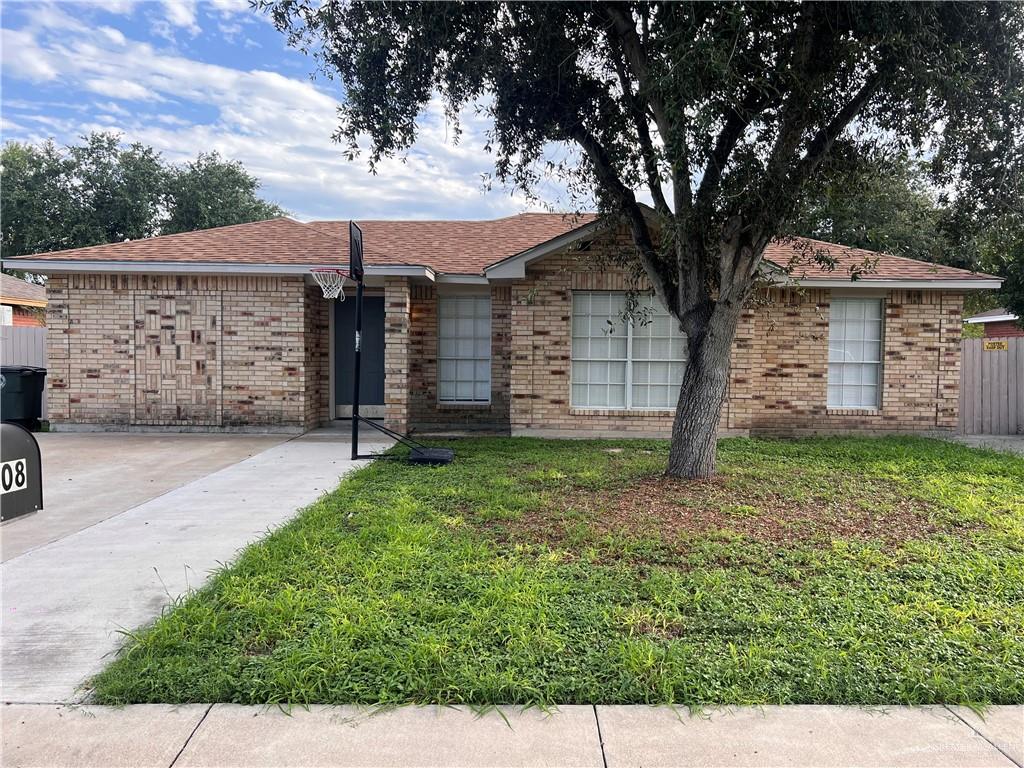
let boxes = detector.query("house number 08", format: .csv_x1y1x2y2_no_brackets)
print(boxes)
0,459,28,495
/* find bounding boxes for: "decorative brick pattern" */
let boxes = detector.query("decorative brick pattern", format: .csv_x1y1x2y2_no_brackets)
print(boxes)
134,292,220,425
44,273,330,430
407,285,511,433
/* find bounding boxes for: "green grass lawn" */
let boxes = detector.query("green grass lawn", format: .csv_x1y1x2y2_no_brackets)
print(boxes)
91,436,1024,706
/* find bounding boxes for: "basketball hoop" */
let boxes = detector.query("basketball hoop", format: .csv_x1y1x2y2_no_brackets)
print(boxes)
311,268,349,301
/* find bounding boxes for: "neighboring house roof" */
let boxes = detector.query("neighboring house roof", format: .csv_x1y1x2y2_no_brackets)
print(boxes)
0,273,47,308
965,308,1019,324
3,214,1002,288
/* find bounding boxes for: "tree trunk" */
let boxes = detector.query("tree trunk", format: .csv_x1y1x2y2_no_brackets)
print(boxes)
666,307,742,479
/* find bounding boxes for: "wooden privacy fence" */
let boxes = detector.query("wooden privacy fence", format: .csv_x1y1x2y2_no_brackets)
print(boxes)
959,337,1024,435
1,326,48,418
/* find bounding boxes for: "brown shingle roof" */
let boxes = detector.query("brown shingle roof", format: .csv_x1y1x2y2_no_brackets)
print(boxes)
764,237,997,282
0,273,47,306
8,218,344,266
306,213,595,275
5,214,998,283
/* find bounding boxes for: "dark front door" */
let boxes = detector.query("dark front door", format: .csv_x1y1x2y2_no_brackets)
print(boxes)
335,296,385,417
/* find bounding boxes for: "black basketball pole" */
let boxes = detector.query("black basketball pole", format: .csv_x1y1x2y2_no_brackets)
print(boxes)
351,274,364,461
345,220,453,465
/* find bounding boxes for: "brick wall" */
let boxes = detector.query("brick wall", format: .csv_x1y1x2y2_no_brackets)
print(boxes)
508,241,965,437
984,319,1024,338
303,284,331,429
8,305,45,327
407,284,511,433
384,278,411,433
45,273,330,430
744,288,963,434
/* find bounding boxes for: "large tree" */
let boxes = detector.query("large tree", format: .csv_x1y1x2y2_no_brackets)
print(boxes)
162,152,285,235
264,1,1023,477
793,153,1024,320
1,133,286,259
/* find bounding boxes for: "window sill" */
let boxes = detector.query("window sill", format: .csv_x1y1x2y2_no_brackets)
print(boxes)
825,407,881,416
569,407,674,417
437,402,492,410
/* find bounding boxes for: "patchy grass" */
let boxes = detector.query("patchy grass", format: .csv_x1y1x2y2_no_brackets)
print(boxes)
90,436,1024,706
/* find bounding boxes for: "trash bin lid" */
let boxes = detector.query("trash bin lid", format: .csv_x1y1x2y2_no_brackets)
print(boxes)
0,366,47,374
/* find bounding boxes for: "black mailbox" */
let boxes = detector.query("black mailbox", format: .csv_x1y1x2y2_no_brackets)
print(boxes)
1,422,43,522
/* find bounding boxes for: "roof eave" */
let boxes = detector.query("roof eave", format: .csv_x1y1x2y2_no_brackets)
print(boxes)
4,259,437,281
0,297,47,308
772,276,1003,290
965,313,1019,324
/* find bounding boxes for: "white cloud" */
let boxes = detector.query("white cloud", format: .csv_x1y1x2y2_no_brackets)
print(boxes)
1,29,58,81
99,26,127,45
207,0,251,14
161,0,199,34
81,0,137,14
2,12,572,220
84,78,163,102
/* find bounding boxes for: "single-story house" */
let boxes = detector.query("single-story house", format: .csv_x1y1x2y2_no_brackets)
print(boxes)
964,308,1022,338
5,214,1001,436
1,273,47,327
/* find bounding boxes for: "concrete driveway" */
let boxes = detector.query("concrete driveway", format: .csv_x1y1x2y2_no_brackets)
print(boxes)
949,434,1024,457
1,430,390,703
2,433,286,562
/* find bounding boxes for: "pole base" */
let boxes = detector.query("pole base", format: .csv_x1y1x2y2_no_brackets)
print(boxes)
408,447,455,465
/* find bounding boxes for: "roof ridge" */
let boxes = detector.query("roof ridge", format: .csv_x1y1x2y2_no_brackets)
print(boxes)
307,211,594,226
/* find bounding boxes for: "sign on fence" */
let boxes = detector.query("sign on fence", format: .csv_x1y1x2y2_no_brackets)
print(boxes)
984,340,1009,351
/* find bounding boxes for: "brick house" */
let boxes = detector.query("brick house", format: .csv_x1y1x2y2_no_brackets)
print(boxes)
6,215,1000,436
964,308,1023,338
1,273,47,327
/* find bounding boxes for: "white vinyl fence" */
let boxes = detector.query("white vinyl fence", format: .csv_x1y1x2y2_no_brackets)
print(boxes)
1,325,48,418
959,337,1024,435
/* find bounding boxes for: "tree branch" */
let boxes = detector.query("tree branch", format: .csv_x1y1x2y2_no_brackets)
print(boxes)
604,4,692,217
608,39,671,216
564,121,679,317
692,87,771,219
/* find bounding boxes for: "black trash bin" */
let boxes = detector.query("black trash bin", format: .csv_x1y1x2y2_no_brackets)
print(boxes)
1,366,47,430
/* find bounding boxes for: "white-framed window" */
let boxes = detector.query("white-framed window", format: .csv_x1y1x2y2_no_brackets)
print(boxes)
571,291,687,410
828,297,884,409
0,305,12,326
438,294,491,404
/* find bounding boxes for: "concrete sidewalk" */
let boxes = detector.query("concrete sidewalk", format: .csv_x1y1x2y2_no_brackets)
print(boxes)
2,703,1021,767
1,432,390,704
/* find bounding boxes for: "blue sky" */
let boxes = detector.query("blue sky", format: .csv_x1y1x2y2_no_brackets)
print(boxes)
1,0,573,221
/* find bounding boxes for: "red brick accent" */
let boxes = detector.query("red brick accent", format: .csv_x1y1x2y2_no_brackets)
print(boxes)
984,320,1024,338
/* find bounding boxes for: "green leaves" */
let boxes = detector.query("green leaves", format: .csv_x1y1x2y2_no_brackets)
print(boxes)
0,133,286,259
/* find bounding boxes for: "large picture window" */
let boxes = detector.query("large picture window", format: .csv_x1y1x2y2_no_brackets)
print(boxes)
571,292,687,410
828,297,883,409
438,295,491,404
